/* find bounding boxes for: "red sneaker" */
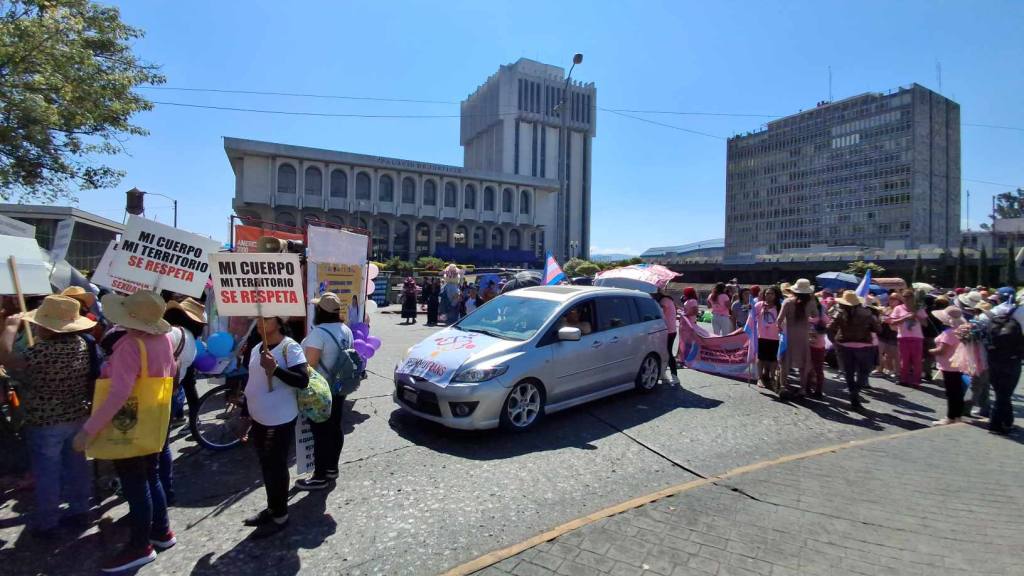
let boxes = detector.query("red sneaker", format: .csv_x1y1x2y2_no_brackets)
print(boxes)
101,545,157,573
150,528,177,550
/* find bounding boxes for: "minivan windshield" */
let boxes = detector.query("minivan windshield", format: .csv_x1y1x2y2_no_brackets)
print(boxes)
454,294,560,341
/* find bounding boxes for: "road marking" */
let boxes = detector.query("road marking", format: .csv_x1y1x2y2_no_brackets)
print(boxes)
441,423,963,576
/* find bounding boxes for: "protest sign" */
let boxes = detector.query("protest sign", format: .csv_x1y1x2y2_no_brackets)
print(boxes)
110,216,220,297
681,331,754,380
49,219,75,263
314,263,363,321
0,234,52,295
233,225,304,254
0,214,35,239
294,418,315,475
209,252,305,317
91,241,152,294
306,225,368,264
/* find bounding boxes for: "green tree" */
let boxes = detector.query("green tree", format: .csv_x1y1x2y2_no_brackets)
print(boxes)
416,256,446,271
955,243,966,288
0,1,164,201
563,257,585,278
977,246,989,287
382,256,414,275
1006,241,1019,287
843,260,886,277
980,188,1024,230
574,262,600,277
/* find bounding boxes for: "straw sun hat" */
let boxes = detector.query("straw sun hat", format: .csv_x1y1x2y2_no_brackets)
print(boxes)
836,291,863,306
22,295,97,333
790,278,815,294
932,306,965,328
312,292,342,313
60,286,97,309
101,291,171,335
166,297,207,325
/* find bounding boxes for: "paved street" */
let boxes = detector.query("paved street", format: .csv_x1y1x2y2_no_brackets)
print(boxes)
1,311,1022,575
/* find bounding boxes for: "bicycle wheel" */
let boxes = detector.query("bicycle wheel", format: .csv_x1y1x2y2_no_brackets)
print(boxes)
192,384,249,451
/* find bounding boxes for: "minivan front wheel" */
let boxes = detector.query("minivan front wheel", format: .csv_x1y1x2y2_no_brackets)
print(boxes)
500,380,544,431
636,354,661,392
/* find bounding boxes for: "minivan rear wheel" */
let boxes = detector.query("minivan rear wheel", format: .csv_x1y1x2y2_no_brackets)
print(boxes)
636,354,661,392
500,380,544,431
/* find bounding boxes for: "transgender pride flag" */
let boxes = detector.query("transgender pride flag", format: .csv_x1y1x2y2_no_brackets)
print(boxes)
543,252,566,285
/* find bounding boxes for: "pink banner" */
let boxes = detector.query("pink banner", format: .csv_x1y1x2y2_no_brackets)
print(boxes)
680,331,754,380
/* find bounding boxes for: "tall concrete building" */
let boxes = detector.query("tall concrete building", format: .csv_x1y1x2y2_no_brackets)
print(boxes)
462,58,596,260
228,58,595,265
725,84,960,259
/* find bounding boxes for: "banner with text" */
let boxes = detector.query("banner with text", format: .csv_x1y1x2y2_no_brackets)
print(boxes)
209,252,306,317
315,263,363,322
91,240,153,294
110,216,220,297
233,225,304,254
681,331,754,380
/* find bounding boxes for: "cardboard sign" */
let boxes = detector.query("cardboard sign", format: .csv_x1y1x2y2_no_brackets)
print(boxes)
209,252,305,317
0,214,36,239
0,234,52,295
306,225,367,265
49,219,75,262
315,263,363,321
233,225,304,254
110,216,219,297
294,418,315,476
91,240,152,294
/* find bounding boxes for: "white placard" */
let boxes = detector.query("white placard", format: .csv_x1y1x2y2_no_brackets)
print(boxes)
208,252,306,317
0,235,53,295
109,215,219,297
0,214,36,239
91,240,153,294
295,417,315,476
49,218,75,262
306,225,368,265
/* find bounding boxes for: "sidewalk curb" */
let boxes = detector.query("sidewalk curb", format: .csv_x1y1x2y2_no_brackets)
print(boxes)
441,423,963,576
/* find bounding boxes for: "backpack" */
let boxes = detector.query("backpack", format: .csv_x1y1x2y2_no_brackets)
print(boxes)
985,306,1024,363
280,338,333,423
315,326,361,397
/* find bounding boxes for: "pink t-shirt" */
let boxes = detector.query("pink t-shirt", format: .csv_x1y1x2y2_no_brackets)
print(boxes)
889,304,927,339
84,332,177,437
749,301,780,340
934,329,961,372
709,293,731,316
659,298,677,334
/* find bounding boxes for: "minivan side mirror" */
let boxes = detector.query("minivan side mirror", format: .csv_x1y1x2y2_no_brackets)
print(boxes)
558,327,582,342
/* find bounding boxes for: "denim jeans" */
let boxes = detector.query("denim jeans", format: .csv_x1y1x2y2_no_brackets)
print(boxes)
989,360,1021,433
113,453,169,549
968,371,991,417
251,419,296,518
25,421,92,530
838,345,874,406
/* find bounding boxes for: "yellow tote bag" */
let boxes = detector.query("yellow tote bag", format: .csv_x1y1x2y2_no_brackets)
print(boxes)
87,337,174,460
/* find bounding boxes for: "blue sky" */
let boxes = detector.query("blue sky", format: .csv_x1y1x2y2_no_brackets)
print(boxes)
74,1,1024,255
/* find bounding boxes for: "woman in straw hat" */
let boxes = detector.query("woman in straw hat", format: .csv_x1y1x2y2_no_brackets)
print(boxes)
777,279,817,397
929,306,967,426
886,288,929,387
830,291,881,411
72,290,178,573
0,295,97,537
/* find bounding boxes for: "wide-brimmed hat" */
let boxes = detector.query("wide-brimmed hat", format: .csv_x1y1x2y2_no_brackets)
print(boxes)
60,286,97,309
166,297,207,325
837,291,863,306
790,278,814,294
312,292,342,313
23,295,97,333
933,306,965,328
957,291,984,309
101,291,171,335
780,282,793,296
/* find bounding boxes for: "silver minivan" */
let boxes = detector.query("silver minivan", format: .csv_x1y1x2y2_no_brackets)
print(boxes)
393,286,668,431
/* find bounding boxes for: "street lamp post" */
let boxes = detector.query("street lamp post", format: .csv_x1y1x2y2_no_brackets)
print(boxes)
125,187,178,227
555,53,583,262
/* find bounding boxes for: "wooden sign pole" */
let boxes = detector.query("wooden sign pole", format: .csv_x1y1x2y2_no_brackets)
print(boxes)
7,256,35,348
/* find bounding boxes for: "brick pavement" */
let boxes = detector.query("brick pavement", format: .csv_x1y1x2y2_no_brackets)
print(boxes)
475,425,1024,576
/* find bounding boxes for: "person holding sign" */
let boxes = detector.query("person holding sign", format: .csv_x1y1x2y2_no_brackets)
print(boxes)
242,316,309,538
73,291,177,574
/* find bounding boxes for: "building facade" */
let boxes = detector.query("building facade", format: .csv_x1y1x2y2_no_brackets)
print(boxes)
725,83,960,260
641,239,724,263
0,204,124,271
227,58,596,265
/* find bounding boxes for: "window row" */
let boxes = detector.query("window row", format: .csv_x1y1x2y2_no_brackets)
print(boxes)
275,164,531,214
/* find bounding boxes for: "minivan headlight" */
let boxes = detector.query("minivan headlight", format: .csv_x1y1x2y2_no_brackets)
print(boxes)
452,365,508,383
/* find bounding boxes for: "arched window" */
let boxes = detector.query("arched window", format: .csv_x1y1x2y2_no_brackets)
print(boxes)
415,223,430,256
356,217,368,230
509,229,521,250
502,188,513,213
463,184,476,209
423,180,437,206
356,172,371,200
520,190,531,214
444,182,457,208
275,211,296,228
393,221,410,260
304,166,322,196
330,170,347,198
484,186,496,211
401,177,416,204
473,226,486,248
327,215,344,227
491,228,504,249
277,164,296,195
379,175,394,203
435,223,450,247
371,220,389,261
454,225,469,248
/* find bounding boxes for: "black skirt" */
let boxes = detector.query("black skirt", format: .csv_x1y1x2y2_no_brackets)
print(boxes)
757,338,779,362
401,295,417,319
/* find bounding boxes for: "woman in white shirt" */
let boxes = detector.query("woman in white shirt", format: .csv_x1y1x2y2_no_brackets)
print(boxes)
242,317,308,538
295,293,353,491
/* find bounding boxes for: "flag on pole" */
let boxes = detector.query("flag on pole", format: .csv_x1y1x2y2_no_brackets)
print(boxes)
855,268,872,299
543,252,566,285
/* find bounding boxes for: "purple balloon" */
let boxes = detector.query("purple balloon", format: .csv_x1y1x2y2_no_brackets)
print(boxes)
365,336,382,350
352,322,370,336
353,340,373,359
354,328,369,341
194,352,218,373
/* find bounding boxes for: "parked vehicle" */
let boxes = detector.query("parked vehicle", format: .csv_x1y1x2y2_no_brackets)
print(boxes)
393,286,667,431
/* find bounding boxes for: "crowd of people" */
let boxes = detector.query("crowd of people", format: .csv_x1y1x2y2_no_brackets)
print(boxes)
400,275,501,326
664,279,1021,435
0,285,360,572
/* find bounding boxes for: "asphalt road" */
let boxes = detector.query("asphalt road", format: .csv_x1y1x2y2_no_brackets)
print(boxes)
0,309,995,575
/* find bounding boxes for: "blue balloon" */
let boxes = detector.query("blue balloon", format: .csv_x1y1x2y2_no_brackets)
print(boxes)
194,339,207,358
194,352,218,372
207,331,234,358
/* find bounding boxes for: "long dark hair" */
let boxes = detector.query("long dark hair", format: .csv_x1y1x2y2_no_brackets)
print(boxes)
313,306,341,326
711,282,726,300
762,285,782,313
793,292,811,320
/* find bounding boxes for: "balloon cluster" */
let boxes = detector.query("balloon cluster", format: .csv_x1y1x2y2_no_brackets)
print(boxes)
194,331,234,373
351,322,382,361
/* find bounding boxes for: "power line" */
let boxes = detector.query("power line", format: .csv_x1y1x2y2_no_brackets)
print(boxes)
599,107,725,140
603,108,780,118
151,101,470,118
139,85,458,105
962,122,1024,133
